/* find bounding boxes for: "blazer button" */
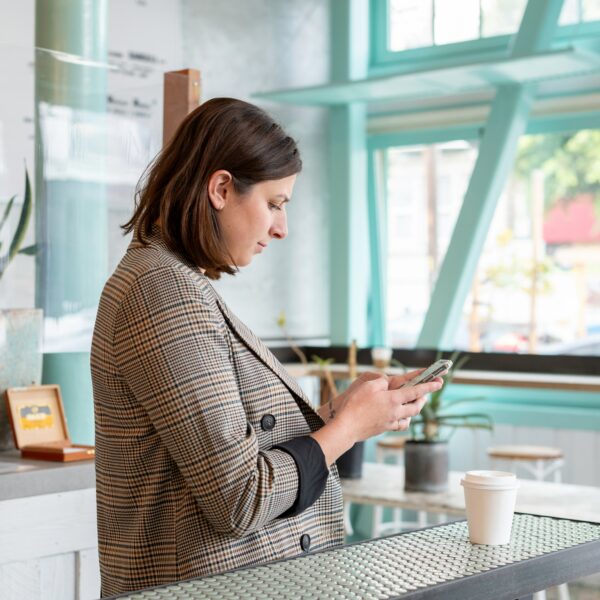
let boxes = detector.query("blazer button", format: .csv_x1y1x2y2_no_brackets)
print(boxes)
300,533,311,552
260,414,276,431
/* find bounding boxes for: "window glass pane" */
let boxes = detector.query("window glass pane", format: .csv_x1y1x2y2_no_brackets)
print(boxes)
388,0,433,52
454,130,600,355
481,0,526,37
385,142,478,347
583,0,600,20
434,0,480,45
559,0,581,25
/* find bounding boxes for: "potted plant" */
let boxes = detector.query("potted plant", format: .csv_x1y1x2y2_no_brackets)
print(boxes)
404,351,492,493
0,168,42,450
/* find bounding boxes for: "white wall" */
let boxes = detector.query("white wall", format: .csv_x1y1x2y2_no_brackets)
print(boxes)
0,0,35,309
181,0,331,341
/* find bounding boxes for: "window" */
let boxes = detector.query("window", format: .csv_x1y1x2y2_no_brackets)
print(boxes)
387,0,600,52
385,141,478,346
382,130,600,356
459,130,600,355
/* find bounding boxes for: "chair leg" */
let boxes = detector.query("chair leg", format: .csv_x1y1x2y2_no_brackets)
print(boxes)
343,501,354,536
372,504,383,538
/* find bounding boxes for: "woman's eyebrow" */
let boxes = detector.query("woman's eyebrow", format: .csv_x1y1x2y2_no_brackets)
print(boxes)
274,194,290,203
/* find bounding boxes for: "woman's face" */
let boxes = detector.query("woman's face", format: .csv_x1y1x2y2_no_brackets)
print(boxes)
208,171,296,267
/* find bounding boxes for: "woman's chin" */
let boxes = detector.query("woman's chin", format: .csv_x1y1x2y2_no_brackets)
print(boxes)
235,255,253,267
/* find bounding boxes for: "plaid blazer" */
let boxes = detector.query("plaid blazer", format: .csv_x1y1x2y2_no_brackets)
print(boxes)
91,230,344,597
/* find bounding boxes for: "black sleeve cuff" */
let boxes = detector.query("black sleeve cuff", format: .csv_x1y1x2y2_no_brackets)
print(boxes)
273,436,329,518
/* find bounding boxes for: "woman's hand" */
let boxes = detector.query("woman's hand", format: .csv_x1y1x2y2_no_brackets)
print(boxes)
318,371,387,424
335,374,441,442
310,371,442,466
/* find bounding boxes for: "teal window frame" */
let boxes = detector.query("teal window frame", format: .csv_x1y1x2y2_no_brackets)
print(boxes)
360,1,600,434
370,0,600,77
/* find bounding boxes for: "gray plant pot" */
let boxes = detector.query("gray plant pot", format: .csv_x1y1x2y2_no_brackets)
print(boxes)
336,441,365,479
404,440,449,493
0,308,44,450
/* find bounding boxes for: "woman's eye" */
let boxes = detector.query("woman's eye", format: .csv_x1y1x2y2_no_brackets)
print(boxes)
268,202,282,211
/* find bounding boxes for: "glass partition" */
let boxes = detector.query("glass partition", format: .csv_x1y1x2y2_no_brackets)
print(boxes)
0,43,187,352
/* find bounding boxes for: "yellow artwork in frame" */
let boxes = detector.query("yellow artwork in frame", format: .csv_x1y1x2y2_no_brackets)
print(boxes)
19,404,54,430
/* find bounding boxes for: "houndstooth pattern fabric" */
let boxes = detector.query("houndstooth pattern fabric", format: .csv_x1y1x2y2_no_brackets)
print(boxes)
90,230,344,597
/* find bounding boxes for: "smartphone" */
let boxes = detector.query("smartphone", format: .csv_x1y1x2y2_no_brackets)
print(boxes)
399,359,453,388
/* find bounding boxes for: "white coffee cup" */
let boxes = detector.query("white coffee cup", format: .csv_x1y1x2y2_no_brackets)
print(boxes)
460,470,519,545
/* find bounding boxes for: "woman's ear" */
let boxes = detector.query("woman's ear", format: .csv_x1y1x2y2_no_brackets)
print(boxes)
207,170,233,211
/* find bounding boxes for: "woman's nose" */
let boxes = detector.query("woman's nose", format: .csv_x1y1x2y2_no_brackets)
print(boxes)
270,211,288,240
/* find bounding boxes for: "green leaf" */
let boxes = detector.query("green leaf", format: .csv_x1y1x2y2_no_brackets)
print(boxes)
436,412,493,423
437,422,494,431
440,396,487,409
434,415,494,430
0,195,16,233
390,358,406,371
276,310,286,328
17,244,37,256
311,355,334,367
8,169,32,262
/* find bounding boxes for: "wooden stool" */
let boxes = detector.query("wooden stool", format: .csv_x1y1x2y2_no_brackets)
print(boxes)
487,445,564,482
488,445,568,600
372,436,431,537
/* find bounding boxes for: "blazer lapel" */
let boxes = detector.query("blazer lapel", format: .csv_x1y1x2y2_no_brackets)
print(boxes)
213,295,319,417
143,232,322,423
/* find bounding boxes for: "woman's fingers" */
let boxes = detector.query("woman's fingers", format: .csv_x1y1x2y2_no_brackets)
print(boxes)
390,380,442,405
348,371,388,392
392,395,428,427
364,371,389,383
388,369,449,391
387,368,424,389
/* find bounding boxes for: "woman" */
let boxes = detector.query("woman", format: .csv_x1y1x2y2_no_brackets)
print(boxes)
90,98,441,597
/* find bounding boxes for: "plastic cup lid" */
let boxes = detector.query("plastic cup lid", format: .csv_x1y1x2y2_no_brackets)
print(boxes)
461,470,518,489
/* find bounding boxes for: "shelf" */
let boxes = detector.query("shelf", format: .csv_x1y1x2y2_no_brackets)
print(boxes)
284,363,600,392
255,46,600,106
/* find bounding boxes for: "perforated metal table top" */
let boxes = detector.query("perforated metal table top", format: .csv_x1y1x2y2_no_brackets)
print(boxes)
109,514,600,600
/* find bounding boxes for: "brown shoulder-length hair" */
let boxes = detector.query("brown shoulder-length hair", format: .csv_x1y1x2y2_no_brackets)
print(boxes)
122,98,302,279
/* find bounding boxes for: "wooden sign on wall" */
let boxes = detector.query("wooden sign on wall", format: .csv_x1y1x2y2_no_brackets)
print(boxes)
162,68,201,147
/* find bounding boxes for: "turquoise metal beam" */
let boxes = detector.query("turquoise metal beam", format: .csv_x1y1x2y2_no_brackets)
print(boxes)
329,104,370,345
329,0,370,345
367,149,387,347
330,0,369,82
416,0,565,349
43,352,95,444
255,46,600,106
